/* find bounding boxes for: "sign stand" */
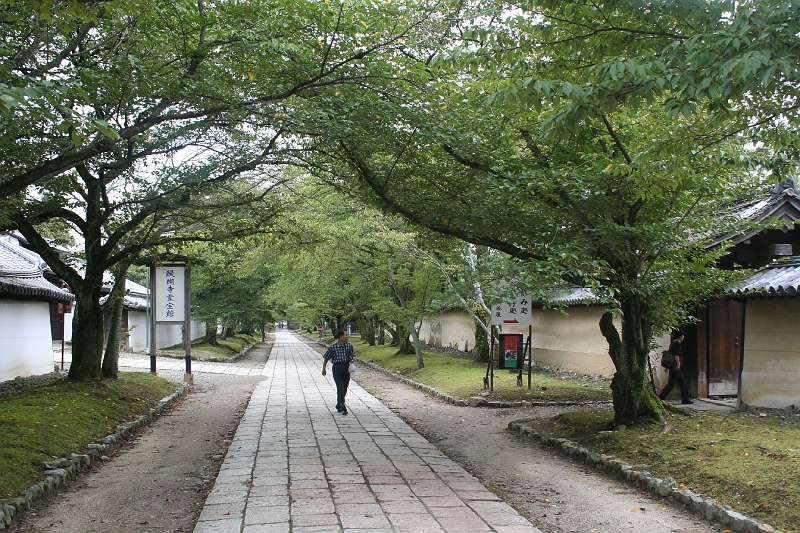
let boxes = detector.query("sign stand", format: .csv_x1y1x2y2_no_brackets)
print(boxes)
484,294,533,391
148,261,193,383
483,327,532,391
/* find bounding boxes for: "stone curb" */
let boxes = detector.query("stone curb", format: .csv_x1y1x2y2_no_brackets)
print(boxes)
356,358,607,410
132,341,259,364
0,383,190,531
506,420,776,533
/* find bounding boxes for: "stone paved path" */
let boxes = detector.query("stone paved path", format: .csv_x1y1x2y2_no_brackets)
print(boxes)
193,330,540,533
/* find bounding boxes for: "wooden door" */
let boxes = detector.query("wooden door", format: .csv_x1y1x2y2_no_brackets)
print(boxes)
706,299,743,396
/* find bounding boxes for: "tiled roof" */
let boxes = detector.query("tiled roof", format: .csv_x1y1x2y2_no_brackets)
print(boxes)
707,188,800,248
0,238,74,303
100,280,148,310
532,287,601,307
727,257,800,298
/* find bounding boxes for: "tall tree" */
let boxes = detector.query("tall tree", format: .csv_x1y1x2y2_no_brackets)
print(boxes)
0,0,456,204
308,0,786,423
10,160,287,379
189,238,279,340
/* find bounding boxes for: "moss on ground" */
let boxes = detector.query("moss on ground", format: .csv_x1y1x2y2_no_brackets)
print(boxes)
353,341,611,403
0,372,177,499
524,409,800,530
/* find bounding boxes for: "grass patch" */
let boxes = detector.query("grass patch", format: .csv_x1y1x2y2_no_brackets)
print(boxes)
163,333,259,359
529,409,800,530
0,372,178,499
352,341,610,403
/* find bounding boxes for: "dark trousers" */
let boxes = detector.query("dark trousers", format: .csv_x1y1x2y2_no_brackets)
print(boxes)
332,362,351,409
659,368,690,402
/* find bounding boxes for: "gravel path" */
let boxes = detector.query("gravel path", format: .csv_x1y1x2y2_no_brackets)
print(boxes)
10,341,272,533
349,360,722,533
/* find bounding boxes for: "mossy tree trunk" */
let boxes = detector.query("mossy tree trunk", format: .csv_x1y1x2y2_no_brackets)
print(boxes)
599,289,661,425
394,324,414,355
68,284,106,381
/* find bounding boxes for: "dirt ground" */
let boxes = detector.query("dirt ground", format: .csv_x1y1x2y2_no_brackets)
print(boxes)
9,343,271,533
11,335,721,533
354,366,722,533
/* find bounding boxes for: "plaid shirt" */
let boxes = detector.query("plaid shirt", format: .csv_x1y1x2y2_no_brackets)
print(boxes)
323,341,355,364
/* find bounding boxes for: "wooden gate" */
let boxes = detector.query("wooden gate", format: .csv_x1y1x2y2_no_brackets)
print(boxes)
706,299,743,396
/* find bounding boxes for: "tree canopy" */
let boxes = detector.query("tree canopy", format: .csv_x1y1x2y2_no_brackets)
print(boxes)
2,0,463,379
306,0,796,422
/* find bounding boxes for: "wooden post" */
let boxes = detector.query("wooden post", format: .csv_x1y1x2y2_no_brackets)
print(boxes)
184,267,193,383
149,263,157,373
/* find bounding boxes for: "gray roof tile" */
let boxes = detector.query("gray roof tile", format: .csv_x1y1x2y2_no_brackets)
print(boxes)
728,257,800,297
0,238,74,302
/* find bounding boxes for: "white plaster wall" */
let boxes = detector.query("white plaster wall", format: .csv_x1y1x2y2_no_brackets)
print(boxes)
740,298,800,409
419,307,673,380
502,307,618,377
419,310,476,352
63,308,73,342
127,311,149,352
420,306,624,377
126,310,207,352
0,300,54,381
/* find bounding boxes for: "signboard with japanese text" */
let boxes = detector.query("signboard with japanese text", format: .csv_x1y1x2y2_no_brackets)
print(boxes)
490,295,533,326
155,266,185,322
498,334,525,369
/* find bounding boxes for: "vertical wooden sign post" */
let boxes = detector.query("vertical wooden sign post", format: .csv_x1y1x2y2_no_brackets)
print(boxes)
149,262,193,383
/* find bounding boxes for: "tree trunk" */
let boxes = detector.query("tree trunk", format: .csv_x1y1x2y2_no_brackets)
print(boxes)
395,324,414,355
68,290,105,381
474,318,490,363
102,263,133,379
366,317,376,346
599,292,660,425
408,317,424,369
389,324,400,347
377,323,385,345
101,293,124,379
205,328,218,346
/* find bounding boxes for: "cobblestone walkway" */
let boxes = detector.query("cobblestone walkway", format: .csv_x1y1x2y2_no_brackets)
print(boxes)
193,331,540,533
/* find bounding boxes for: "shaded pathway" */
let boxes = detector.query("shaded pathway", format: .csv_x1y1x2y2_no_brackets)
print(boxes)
194,331,539,533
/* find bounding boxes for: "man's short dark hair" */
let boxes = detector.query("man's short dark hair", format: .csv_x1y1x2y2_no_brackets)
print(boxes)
672,329,684,339
336,329,346,338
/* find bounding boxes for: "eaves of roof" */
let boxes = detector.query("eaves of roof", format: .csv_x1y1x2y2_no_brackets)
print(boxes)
0,274,75,303
726,257,800,298
707,190,800,249
531,287,602,308
0,239,74,303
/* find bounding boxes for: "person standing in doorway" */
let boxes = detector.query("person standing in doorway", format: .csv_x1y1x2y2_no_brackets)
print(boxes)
659,329,693,404
321,329,356,415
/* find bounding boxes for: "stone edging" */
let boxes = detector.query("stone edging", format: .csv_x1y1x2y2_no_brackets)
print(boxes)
357,358,608,409
357,359,471,406
0,383,190,531
507,420,776,533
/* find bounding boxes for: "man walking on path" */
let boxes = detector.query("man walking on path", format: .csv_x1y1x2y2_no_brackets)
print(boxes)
321,329,355,415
